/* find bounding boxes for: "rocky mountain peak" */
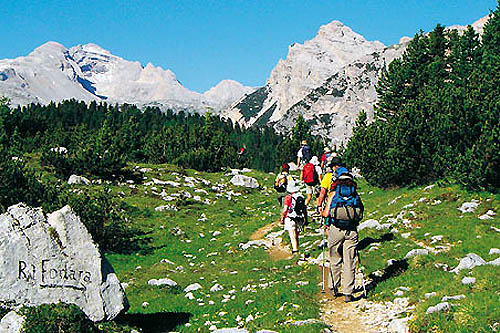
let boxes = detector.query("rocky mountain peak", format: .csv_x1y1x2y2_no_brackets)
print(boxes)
31,41,68,56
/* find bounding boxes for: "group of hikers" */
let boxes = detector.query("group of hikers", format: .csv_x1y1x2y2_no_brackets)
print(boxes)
274,140,364,303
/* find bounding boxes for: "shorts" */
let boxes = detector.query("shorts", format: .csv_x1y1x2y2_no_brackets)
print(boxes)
284,217,297,231
305,184,319,196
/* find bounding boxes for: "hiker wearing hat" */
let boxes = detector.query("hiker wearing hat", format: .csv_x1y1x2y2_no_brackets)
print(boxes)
316,157,360,303
297,140,312,181
302,155,322,207
280,181,307,254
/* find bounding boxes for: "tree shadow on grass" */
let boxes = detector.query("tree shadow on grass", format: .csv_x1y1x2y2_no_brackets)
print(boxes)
357,232,394,251
114,312,191,333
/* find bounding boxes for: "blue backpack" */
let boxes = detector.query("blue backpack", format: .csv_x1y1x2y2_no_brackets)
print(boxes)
301,145,312,163
326,169,364,229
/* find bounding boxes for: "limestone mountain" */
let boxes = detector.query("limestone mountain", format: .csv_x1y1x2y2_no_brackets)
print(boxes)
0,42,255,111
224,16,489,147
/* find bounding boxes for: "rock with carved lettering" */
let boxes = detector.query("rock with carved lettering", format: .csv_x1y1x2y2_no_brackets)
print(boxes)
0,203,129,322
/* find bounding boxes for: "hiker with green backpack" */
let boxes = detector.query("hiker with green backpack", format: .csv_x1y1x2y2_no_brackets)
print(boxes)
280,181,307,255
316,157,364,303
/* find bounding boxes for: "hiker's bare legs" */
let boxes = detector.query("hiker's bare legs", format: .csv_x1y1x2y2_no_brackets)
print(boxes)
305,193,312,206
288,228,299,252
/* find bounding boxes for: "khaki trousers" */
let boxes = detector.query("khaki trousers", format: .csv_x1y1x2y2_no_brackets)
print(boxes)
328,225,358,295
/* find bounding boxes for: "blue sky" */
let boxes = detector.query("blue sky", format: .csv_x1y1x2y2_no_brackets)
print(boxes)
1,0,497,92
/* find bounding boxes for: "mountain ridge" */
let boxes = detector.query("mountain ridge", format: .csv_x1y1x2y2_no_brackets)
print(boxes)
0,42,255,112
223,15,489,146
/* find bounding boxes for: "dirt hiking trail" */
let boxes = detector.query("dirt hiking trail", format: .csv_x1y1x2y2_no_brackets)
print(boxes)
252,221,410,332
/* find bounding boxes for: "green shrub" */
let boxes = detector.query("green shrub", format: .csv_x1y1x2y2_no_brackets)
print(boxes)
21,303,96,333
65,189,149,254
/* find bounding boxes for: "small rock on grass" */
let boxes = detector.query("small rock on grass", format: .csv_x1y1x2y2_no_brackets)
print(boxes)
426,302,450,314
442,295,465,302
425,292,436,299
404,249,429,259
451,253,486,274
461,277,476,285
148,278,177,287
489,248,500,255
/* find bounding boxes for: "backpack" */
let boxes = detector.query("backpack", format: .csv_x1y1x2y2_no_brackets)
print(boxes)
303,163,319,185
274,173,289,193
325,172,364,229
287,193,308,231
301,145,312,163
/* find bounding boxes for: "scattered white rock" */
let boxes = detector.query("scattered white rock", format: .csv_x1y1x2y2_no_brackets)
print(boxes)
388,196,402,205
68,174,91,185
404,249,429,259
461,277,476,285
489,248,500,256
160,259,175,265
245,314,254,323
148,278,178,287
479,210,496,220
426,302,450,314
214,329,248,333
442,295,465,302
155,204,178,212
457,200,480,213
357,219,380,231
210,284,224,292
451,253,486,274
425,292,436,299
230,175,259,188
388,317,410,333
423,184,436,191
141,302,149,308
184,283,203,293
185,292,195,300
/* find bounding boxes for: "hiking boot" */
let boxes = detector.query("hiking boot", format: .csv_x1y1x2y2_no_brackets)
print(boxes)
344,294,355,303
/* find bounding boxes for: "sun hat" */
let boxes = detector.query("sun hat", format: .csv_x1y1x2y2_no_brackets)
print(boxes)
286,181,300,193
310,156,319,166
324,147,331,153
301,140,307,145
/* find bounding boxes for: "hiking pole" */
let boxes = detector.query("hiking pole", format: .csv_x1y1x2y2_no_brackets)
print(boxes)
357,250,367,298
321,217,326,293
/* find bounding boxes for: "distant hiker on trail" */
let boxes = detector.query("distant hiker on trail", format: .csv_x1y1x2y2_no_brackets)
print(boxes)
274,163,294,206
236,147,247,168
297,140,312,181
280,181,307,255
302,155,322,208
316,157,364,303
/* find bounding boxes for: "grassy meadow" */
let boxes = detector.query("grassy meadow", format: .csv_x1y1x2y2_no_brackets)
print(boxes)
10,157,500,332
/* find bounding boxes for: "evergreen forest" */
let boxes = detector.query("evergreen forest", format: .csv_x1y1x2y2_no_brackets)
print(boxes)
344,3,500,193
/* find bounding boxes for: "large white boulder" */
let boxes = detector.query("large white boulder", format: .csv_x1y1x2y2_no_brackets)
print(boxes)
0,203,128,321
230,175,259,188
